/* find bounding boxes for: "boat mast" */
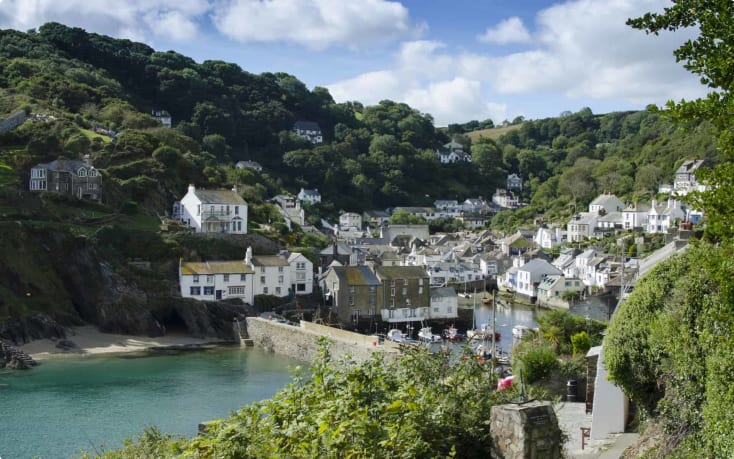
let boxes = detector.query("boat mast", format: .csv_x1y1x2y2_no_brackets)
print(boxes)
491,289,497,376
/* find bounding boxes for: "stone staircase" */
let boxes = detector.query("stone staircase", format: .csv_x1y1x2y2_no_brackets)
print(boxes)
1,340,37,369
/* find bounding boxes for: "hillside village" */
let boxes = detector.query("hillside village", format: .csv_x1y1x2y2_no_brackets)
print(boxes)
7,86,707,340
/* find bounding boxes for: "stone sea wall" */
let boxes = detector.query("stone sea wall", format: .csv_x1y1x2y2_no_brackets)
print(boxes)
245,317,397,363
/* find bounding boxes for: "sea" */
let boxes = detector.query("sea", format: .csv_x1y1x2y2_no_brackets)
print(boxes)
0,347,302,459
0,301,543,459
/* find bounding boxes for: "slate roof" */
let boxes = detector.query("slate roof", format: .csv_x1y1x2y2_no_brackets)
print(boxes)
180,260,254,275
194,188,246,205
294,121,321,131
251,255,290,267
329,266,381,286
430,286,457,298
375,265,429,280
35,158,92,173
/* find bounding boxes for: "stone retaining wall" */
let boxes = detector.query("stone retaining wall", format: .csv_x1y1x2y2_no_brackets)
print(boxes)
245,317,397,363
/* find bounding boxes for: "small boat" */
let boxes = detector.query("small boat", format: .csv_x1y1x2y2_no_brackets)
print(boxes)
475,344,510,365
386,329,417,344
512,325,537,340
442,326,465,342
418,327,442,343
467,323,501,342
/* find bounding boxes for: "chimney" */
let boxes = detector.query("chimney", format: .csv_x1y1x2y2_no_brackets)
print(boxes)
245,246,253,266
188,184,195,195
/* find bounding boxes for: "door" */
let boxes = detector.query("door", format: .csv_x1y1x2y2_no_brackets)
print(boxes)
216,290,223,300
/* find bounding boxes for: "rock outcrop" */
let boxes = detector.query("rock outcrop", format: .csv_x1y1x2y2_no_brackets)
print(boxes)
1,340,37,369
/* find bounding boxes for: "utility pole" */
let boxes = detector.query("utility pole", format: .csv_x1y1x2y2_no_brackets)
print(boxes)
491,289,497,377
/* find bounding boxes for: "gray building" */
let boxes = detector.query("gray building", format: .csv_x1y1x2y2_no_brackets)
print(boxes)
29,157,101,201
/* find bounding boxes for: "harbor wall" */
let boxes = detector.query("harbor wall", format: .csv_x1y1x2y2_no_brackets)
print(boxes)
245,317,397,363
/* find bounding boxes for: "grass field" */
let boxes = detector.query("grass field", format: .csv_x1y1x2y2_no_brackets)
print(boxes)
80,128,112,143
466,124,522,141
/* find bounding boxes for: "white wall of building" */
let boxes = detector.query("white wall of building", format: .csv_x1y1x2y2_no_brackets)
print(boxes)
591,346,629,439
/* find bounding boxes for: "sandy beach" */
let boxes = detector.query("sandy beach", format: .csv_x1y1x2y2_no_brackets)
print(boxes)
19,325,219,360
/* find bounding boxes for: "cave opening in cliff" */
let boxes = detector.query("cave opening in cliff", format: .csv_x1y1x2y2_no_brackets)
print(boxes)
162,310,188,335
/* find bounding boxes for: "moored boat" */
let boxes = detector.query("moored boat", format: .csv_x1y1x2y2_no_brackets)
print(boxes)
418,327,442,343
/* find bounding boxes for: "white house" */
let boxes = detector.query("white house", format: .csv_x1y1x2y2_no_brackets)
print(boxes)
235,160,262,172
437,140,471,164
434,199,462,217
673,159,706,195
589,193,624,215
507,173,523,190
339,212,363,230
567,212,598,242
247,248,291,297
152,110,171,128
429,286,459,320
179,259,254,304
515,258,562,300
647,198,686,233
293,121,323,144
622,202,650,230
492,189,520,208
537,275,584,308
534,227,565,249
175,184,248,234
297,188,321,205
288,252,313,295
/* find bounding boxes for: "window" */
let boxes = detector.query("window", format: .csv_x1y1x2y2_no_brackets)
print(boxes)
87,183,96,190
278,275,284,284
402,287,407,295
296,284,306,292
390,279,395,287
419,286,423,295
368,307,375,316
352,309,360,322
237,221,242,232
296,272,306,281
229,286,245,295
263,287,269,294
89,169,97,177
390,287,395,297
276,287,281,295
203,286,214,295
189,286,201,295
78,168,87,177
240,274,247,281
235,206,239,215
418,278,424,286
390,298,395,307
223,274,229,282
403,279,408,286
447,306,453,313
197,204,200,216
260,276,266,284
193,275,199,283
206,275,213,284
369,286,376,307
278,267,284,273
260,267,266,273
348,286,355,306
296,262,306,270
433,307,439,313
388,309,394,318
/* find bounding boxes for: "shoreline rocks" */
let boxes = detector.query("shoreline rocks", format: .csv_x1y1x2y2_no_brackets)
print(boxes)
1,340,38,369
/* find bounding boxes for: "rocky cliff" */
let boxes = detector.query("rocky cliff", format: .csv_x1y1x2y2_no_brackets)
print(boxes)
0,220,262,346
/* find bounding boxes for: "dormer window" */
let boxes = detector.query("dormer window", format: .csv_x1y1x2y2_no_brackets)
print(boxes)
78,168,87,177
89,169,97,177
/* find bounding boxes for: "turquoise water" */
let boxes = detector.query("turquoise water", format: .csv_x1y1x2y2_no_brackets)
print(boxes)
0,347,301,459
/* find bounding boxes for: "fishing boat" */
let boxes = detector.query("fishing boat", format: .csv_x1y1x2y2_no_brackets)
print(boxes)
386,329,417,344
467,323,501,342
442,325,465,342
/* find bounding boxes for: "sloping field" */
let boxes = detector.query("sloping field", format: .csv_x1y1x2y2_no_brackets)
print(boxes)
466,124,522,141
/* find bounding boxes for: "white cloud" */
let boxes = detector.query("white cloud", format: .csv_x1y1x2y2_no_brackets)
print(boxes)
329,0,707,125
0,0,208,42
477,17,531,45
211,0,415,50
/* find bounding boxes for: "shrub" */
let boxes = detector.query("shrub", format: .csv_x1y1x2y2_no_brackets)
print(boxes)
571,331,591,356
512,340,559,384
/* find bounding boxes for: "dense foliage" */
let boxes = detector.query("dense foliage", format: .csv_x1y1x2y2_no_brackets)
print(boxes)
90,340,526,458
0,22,723,228
603,1,734,456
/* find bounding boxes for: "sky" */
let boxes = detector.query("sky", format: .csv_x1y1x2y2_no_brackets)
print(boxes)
0,0,708,126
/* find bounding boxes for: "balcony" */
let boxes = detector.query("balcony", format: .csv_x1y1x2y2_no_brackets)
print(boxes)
201,209,234,222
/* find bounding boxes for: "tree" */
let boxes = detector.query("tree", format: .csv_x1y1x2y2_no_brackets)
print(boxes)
628,0,734,240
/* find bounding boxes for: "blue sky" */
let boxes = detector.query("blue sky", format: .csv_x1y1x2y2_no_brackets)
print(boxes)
0,0,706,126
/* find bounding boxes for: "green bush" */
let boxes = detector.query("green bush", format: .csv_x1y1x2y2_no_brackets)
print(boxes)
570,331,591,356
512,340,560,384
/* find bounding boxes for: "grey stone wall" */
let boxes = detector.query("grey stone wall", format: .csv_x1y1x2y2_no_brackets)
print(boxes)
245,317,397,364
490,401,562,459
